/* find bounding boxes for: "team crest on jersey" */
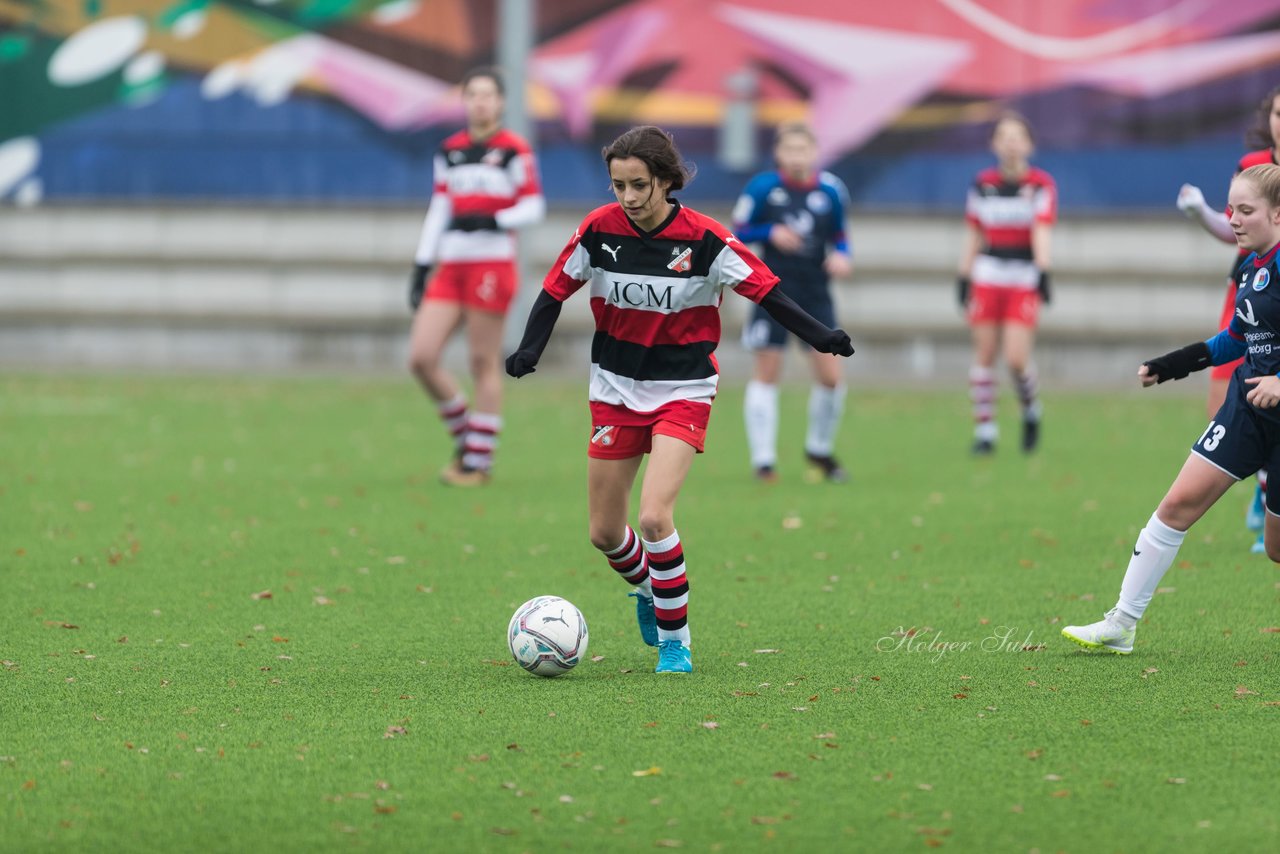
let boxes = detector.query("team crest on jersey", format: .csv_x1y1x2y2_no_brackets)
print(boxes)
448,150,466,164
806,190,831,214
481,148,504,166
767,186,790,206
667,247,693,272
1253,268,1271,291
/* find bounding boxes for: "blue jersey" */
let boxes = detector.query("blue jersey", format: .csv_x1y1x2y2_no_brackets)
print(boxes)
1206,243,1280,413
730,170,850,294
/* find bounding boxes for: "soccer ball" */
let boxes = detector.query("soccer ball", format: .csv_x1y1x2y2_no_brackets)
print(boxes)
507,595,589,677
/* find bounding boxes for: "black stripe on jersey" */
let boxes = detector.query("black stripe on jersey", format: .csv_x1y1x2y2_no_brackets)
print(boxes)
441,142,517,168
592,333,717,381
981,245,1034,261
581,228,724,279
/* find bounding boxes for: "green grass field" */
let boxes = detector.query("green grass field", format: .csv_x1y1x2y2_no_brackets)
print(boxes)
4,373,1279,852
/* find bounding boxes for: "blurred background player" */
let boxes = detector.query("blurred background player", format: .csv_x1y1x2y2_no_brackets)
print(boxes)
732,122,854,483
1063,163,1280,654
407,66,546,486
957,112,1056,455
505,126,854,673
1175,83,1280,552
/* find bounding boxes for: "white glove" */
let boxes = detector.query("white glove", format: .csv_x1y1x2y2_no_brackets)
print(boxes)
1176,183,1207,217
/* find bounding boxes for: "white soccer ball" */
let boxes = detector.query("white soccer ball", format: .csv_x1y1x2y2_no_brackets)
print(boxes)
507,595,589,677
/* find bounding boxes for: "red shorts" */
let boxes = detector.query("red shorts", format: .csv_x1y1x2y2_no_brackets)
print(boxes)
967,284,1039,327
587,417,708,459
425,260,518,314
1211,279,1243,381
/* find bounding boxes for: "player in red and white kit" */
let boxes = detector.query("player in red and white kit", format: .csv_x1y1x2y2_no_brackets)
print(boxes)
1175,83,1280,551
504,126,854,674
407,67,545,487
957,112,1056,455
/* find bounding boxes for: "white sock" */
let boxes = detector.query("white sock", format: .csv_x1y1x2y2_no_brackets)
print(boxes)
744,380,779,468
805,383,846,457
1115,512,1187,622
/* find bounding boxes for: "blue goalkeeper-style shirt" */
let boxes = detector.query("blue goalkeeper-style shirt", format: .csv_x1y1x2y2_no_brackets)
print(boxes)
730,170,850,297
1205,243,1280,406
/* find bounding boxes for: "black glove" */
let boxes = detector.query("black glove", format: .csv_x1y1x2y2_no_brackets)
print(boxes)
505,350,539,378
1143,341,1212,384
1037,270,1052,305
815,329,855,357
408,264,431,311
449,214,500,232
956,275,970,307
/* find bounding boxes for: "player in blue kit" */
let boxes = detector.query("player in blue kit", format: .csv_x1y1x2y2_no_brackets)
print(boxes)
732,122,854,483
1063,164,1280,654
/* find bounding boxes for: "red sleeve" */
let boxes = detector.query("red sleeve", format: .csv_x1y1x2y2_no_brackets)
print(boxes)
701,216,778,303
1032,169,1058,225
541,211,600,301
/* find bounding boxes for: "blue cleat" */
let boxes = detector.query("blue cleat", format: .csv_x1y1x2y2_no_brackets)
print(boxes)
1252,532,1267,554
629,591,659,647
1246,483,1265,532
655,639,692,673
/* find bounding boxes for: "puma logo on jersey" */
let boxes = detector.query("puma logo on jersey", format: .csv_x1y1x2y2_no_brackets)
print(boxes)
667,247,692,272
601,243,620,262
1238,298,1259,326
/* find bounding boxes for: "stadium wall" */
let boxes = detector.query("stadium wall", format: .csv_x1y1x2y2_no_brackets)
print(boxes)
0,205,1238,387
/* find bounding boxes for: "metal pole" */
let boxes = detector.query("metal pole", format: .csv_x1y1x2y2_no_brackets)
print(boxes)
498,0,533,141
498,0,538,352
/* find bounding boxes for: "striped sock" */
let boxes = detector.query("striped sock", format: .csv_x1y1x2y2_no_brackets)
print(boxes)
1013,364,1041,421
644,530,689,646
438,394,468,452
970,365,996,438
461,413,501,472
602,526,651,591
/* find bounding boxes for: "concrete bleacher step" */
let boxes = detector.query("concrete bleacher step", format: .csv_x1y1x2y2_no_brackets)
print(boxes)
0,205,1241,382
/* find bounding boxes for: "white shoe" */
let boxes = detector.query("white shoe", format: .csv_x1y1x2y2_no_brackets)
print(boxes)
1061,609,1135,654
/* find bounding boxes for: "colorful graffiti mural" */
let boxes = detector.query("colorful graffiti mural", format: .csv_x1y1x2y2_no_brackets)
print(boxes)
3,0,1280,207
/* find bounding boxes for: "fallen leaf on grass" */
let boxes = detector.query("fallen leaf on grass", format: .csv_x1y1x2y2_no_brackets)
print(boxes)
1260,627,1280,633
490,827,516,836
374,803,397,814
1234,685,1259,698
655,840,682,849
1167,777,1187,785
701,721,719,730
771,771,796,780
1142,668,1159,678
383,725,408,739
251,590,272,601
590,655,605,662
813,732,836,739
753,649,779,654
632,767,661,777
751,816,781,825
313,596,334,606
272,636,289,643
1050,790,1070,798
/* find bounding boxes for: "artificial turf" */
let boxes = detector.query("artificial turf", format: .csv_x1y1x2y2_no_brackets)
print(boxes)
3,373,1278,852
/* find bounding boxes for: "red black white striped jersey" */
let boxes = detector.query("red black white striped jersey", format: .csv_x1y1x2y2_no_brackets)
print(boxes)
965,166,1056,289
543,201,779,425
413,128,545,265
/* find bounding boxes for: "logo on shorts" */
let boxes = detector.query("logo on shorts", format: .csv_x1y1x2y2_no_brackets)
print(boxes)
591,425,616,446
1253,268,1271,291
667,247,692,273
